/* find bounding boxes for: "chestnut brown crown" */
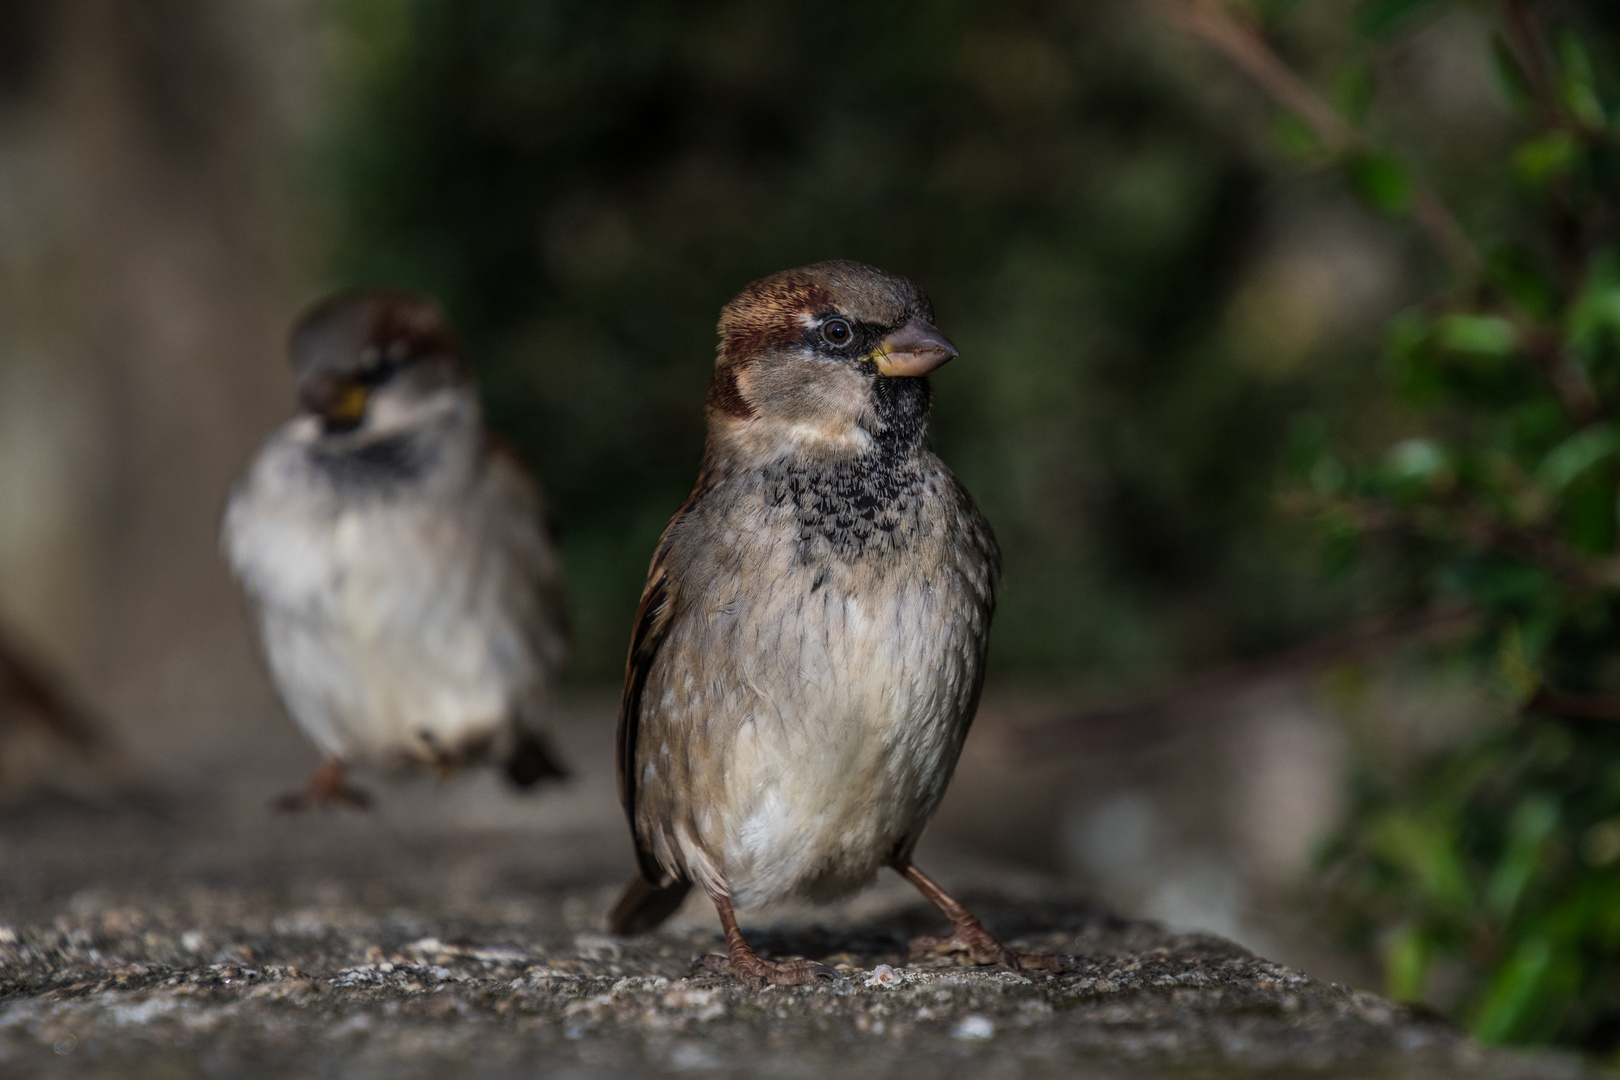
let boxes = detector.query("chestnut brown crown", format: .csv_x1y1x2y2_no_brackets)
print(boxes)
288,289,467,433
709,260,958,421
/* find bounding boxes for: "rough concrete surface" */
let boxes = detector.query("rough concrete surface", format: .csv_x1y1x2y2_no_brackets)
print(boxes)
0,705,1603,1080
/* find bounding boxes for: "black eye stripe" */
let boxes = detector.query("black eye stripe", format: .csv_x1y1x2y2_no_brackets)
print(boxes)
356,352,406,385
803,313,886,356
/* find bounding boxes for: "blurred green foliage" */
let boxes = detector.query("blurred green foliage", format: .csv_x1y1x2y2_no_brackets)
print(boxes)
310,0,1620,1053
312,0,1402,685
1228,0,1620,1052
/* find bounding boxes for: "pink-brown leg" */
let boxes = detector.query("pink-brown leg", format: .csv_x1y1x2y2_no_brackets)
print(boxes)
694,891,839,988
895,862,1076,973
274,758,371,812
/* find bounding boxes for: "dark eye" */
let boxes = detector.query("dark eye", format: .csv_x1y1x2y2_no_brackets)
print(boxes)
821,318,852,346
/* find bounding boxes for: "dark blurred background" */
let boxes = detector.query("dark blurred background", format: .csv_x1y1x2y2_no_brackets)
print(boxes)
3,0,1610,1040
314,0,1412,686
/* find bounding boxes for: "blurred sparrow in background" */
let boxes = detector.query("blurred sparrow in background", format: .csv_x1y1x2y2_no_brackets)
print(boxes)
609,261,1071,984
223,290,568,810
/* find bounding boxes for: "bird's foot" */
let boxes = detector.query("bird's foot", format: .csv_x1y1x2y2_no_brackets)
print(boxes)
1011,950,1081,973
908,919,1077,972
908,918,1021,968
274,760,371,812
693,952,839,989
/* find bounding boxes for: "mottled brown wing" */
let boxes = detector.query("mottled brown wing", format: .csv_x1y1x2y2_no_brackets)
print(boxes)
481,439,572,787
616,476,712,885
485,438,569,668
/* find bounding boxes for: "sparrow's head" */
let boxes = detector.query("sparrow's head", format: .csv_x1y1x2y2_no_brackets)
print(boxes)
709,260,956,457
288,289,467,436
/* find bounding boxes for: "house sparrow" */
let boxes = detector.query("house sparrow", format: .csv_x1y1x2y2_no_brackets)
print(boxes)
222,289,568,810
609,261,1071,985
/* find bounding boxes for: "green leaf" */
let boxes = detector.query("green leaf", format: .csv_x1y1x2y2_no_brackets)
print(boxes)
1285,412,1330,476
1567,250,1620,363
1472,935,1556,1043
1490,35,1533,111
1514,133,1578,188
1272,112,1322,160
1346,152,1412,215
1487,249,1558,322
1485,795,1559,921
1536,425,1619,493
1333,60,1376,124
1384,308,1445,403
1558,470,1615,554
1383,924,1430,1001
1368,813,1474,913
1385,437,1448,487
1437,314,1517,357
1497,623,1539,701
1310,455,1348,495
1556,30,1607,129
1355,0,1440,41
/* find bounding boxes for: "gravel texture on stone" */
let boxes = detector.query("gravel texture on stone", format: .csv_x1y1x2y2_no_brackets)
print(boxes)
0,770,1603,1079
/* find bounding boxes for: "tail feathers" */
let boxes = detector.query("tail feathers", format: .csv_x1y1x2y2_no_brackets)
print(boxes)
609,875,692,936
505,731,569,789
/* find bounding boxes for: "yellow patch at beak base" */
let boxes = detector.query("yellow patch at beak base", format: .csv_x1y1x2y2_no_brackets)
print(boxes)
330,383,369,426
870,318,960,377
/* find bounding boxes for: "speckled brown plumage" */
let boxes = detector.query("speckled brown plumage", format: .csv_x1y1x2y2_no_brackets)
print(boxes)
611,261,1072,985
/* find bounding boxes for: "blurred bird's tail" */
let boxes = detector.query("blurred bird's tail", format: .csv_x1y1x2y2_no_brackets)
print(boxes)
609,875,692,936
504,731,569,789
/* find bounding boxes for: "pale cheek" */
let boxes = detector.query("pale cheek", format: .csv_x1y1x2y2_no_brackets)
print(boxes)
364,385,468,434
740,359,870,428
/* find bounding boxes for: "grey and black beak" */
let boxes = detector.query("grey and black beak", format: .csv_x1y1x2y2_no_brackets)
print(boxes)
869,318,958,377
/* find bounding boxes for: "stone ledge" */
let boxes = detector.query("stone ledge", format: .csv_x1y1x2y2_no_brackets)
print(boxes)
0,792,1602,1079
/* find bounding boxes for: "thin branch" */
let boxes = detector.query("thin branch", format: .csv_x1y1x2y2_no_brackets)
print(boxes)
1446,504,1616,589
1167,0,1483,280
1020,605,1476,757
1501,1,1598,290
1504,0,1565,132
1524,685,1620,722
1411,188,1487,291
1517,320,1603,426
1168,0,1612,424
1329,493,1620,593
1171,0,1355,151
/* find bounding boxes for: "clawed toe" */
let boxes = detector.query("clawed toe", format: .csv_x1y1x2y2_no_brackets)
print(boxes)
907,925,1021,969
794,960,840,983
694,952,838,988
274,785,371,812
274,759,371,813
1014,951,1080,973
909,934,1079,973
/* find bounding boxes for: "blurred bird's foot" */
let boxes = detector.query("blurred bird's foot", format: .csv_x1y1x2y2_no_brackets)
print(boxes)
701,890,839,988
693,951,838,989
907,921,1021,968
906,925,1079,972
1012,950,1080,973
274,759,371,812
894,861,1078,973
504,730,569,789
